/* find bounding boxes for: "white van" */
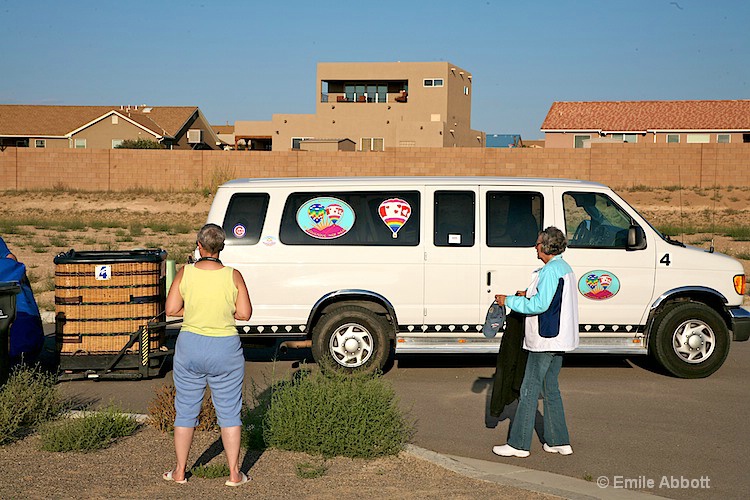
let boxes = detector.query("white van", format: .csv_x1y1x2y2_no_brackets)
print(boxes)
205,177,749,378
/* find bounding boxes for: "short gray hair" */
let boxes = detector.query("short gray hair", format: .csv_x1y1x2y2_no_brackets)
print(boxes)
539,226,567,255
197,223,226,254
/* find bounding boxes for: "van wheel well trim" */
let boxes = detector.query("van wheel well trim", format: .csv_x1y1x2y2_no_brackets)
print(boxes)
650,286,727,311
646,288,730,344
306,289,398,339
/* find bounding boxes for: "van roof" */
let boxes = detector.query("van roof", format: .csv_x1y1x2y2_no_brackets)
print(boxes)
220,177,607,189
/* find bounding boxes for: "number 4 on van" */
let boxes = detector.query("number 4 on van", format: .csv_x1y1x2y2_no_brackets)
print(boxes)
95,265,111,280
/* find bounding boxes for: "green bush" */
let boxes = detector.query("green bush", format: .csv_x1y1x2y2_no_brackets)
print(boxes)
262,369,413,458
0,366,64,445
190,463,230,479
114,138,164,149
39,406,139,452
296,459,328,479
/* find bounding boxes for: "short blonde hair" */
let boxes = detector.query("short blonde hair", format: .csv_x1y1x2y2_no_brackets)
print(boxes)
197,224,225,254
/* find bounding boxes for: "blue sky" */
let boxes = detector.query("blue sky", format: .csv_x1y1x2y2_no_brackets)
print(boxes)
1,0,748,139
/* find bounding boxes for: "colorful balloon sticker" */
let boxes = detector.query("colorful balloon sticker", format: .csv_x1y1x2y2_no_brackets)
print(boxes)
578,270,620,300
378,198,412,238
296,197,355,239
233,223,246,239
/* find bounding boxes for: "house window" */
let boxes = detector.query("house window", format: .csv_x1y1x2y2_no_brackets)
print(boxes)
464,86,469,95
361,138,384,152
667,134,680,143
74,139,86,149
112,139,124,148
343,83,388,102
291,137,312,150
574,135,590,148
717,134,731,144
16,139,29,147
35,139,46,148
686,134,710,144
611,133,638,143
423,78,444,87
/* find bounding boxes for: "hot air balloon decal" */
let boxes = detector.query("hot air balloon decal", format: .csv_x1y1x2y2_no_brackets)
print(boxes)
326,204,344,225
308,203,326,225
378,198,412,238
296,197,355,239
578,270,620,300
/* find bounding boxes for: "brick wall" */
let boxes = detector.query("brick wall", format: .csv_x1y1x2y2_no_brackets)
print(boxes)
2,143,749,191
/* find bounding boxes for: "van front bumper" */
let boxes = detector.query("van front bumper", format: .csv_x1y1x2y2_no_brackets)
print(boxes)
729,307,750,341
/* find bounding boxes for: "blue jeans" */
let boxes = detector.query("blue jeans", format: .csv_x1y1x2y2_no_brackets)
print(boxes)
508,351,570,451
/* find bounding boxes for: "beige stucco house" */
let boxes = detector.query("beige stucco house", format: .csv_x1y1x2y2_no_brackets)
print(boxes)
0,105,222,150
234,61,485,151
542,100,750,148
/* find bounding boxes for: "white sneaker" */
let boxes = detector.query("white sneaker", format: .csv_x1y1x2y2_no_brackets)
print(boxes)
543,443,573,455
492,444,530,458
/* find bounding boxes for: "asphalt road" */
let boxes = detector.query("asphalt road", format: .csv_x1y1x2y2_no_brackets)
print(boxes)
55,337,750,500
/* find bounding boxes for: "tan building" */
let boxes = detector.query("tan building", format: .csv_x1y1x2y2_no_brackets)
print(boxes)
0,105,222,150
234,62,485,151
542,100,750,148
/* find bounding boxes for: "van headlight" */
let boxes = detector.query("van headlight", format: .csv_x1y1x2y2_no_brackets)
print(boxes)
735,275,747,296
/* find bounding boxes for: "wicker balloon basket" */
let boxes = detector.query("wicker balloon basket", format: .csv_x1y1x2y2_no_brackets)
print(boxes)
54,249,170,379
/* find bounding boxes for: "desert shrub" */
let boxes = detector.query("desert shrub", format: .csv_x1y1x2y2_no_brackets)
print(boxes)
0,366,64,445
190,463,230,479
39,406,138,452
114,138,164,149
296,459,328,479
263,369,413,459
146,384,218,432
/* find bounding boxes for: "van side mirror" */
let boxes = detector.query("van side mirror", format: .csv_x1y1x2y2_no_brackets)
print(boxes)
627,225,646,250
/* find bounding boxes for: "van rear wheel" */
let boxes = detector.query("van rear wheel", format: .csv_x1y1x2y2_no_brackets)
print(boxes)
650,302,730,379
312,305,391,373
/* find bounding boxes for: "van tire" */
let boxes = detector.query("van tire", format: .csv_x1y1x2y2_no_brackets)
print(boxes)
311,305,392,373
649,302,730,379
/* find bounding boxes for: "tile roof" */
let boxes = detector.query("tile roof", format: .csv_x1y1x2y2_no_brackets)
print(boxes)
0,105,199,137
212,125,234,134
541,100,750,132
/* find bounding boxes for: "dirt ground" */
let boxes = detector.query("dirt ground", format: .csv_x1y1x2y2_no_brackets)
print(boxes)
0,426,554,499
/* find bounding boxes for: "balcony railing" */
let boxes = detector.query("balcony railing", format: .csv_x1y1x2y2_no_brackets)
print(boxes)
321,92,407,104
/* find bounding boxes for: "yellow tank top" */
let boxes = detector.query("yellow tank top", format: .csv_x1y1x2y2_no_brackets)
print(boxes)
179,265,238,337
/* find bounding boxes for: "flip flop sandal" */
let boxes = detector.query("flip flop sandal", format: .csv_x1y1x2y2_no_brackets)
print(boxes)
163,470,188,484
225,472,249,487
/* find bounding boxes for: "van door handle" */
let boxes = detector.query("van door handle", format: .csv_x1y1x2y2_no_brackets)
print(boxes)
487,272,491,286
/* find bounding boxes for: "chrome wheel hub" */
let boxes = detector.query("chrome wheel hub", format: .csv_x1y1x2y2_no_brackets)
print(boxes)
672,319,715,364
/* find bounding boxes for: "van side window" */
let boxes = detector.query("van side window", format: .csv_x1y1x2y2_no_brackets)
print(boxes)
564,192,632,248
486,192,543,247
434,191,475,247
279,191,420,246
223,193,270,245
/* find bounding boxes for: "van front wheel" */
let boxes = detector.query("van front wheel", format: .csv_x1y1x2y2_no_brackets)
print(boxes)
650,302,730,379
312,305,391,372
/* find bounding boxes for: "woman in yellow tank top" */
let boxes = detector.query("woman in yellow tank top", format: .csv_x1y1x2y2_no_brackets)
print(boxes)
163,224,252,486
